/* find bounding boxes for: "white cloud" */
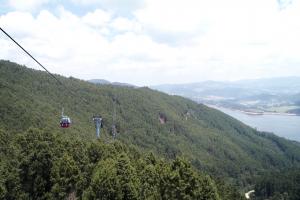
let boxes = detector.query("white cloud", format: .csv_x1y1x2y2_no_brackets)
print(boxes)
135,0,209,33
82,9,112,28
135,0,300,82
8,0,50,11
1,1,300,85
0,8,110,76
70,0,99,5
70,0,143,16
111,17,142,32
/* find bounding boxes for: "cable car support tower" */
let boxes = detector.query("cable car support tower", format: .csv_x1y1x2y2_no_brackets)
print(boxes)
93,115,103,139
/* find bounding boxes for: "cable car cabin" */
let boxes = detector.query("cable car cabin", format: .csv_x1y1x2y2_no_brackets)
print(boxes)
60,116,71,128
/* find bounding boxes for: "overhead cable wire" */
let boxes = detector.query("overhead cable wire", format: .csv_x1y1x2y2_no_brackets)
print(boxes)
0,27,87,103
0,27,64,86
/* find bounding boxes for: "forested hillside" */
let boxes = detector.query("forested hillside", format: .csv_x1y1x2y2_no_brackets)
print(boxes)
1,60,300,198
254,169,300,200
1,128,236,199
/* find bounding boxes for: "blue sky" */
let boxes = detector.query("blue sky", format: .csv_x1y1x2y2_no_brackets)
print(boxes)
0,0,143,17
0,0,300,86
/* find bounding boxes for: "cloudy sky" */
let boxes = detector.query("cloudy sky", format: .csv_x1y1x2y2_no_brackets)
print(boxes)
0,0,300,86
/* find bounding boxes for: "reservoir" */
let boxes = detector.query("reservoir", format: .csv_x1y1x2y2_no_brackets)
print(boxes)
215,107,300,142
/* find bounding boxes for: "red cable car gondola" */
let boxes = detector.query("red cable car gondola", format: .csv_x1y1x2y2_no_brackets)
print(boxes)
60,116,71,128
60,108,71,128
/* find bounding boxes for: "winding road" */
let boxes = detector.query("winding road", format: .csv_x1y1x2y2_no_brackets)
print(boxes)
245,190,255,199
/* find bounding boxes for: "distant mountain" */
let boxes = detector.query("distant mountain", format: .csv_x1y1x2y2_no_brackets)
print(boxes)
88,79,136,88
152,77,300,113
236,77,300,94
2,60,300,194
88,79,111,84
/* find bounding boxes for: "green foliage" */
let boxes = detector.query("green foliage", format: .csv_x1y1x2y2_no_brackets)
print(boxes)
158,158,220,200
84,158,122,200
0,128,225,199
2,60,300,198
214,178,245,200
85,154,140,200
51,153,81,199
254,169,300,200
17,128,55,199
0,160,26,200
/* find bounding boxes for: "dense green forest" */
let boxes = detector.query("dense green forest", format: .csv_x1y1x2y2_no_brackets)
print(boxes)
1,60,300,199
253,169,300,200
1,128,243,199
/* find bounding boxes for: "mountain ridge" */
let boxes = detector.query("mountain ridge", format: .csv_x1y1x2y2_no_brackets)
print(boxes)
88,79,137,88
1,60,300,190
151,77,300,115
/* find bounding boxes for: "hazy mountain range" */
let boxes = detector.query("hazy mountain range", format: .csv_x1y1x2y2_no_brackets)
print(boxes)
88,79,136,88
152,77,300,114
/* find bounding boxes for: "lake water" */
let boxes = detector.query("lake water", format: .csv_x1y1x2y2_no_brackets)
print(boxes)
215,107,300,142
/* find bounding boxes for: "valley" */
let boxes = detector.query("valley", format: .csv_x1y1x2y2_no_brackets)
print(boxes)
1,61,300,199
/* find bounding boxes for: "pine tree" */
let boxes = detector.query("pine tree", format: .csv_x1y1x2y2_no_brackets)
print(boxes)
51,153,81,200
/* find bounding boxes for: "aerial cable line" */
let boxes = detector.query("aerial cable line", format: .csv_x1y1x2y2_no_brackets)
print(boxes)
0,27,87,103
0,27,64,86
0,27,111,136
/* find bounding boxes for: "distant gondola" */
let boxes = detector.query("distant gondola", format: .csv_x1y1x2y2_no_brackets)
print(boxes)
60,116,71,128
60,108,71,128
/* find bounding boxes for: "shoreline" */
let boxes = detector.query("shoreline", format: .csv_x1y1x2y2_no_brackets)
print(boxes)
206,104,299,116
240,110,298,116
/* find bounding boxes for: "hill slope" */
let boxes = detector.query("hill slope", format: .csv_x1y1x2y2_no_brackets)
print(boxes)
1,128,230,199
1,60,300,188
